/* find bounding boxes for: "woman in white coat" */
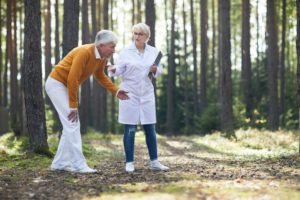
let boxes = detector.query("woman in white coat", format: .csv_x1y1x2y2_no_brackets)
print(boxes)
108,23,169,172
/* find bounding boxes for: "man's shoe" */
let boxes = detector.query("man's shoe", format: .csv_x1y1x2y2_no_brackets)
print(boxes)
76,167,97,173
150,160,169,171
50,166,75,172
125,162,135,173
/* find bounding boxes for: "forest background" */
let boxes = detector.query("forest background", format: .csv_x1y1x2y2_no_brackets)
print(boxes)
0,0,299,152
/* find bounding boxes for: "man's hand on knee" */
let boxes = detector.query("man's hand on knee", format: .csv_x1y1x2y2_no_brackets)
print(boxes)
68,109,79,122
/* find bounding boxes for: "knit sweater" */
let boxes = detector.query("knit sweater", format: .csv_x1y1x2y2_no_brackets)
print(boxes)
50,44,118,108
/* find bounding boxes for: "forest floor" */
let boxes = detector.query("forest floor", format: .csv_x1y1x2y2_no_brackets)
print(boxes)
0,129,300,200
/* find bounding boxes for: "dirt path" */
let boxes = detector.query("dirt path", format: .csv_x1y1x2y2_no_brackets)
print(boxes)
0,134,300,200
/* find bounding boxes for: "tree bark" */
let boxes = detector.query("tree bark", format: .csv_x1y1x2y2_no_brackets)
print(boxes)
266,0,279,130
279,0,286,125
10,0,20,136
296,0,300,154
182,0,189,132
62,0,79,57
218,0,233,134
166,0,176,135
55,0,60,64
200,0,208,112
23,0,49,155
4,0,12,108
44,0,52,81
190,0,199,127
210,0,216,84
80,0,91,134
241,0,252,120
0,0,2,106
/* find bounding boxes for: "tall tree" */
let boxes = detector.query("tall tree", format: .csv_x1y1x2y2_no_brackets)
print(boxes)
44,0,51,81
145,0,158,100
80,0,91,134
132,0,135,25
218,0,233,134
190,0,199,126
166,0,176,134
10,0,20,136
210,0,216,83
55,0,60,64
182,0,189,131
241,0,252,120
0,0,2,106
145,0,155,47
23,0,49,154
296,0,300,154
62,0,79,57
266,0,279,130
279,0,286,125
200,0,208,111
4,0,12,108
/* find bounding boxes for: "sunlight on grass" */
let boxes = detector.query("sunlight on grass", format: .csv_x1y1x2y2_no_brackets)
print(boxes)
183,129,299,160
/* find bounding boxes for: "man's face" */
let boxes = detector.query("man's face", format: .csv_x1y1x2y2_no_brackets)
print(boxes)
98,43,116,59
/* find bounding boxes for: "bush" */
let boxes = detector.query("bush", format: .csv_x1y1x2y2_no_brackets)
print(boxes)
196,104,220,134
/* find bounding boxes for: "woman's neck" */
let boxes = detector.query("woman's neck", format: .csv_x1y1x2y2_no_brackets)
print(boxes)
135,42,145,52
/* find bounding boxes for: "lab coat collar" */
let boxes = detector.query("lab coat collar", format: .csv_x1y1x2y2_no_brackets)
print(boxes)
128,42,150,53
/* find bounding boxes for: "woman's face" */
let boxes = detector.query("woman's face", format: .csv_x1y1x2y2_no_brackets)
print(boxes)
133,28,148,46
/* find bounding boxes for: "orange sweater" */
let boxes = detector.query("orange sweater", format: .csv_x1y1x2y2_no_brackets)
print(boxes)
50,44,118,108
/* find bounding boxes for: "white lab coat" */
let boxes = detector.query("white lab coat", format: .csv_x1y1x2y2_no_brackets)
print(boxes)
112,43,163,125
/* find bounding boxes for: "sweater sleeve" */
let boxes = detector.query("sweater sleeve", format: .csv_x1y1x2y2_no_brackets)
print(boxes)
67,50,88,108
94,61,119,94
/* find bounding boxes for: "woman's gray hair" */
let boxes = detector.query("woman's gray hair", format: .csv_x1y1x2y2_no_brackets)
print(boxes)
132,23,151,41
94,30,118,46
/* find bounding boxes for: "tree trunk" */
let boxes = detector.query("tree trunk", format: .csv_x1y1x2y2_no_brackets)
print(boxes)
218,0,233,134
190,0,199,127
62,0,79,57
279,0,286,125
132,0,135,25
200,0,208,112
166,0,176,135
23,0,49,155
266,0,279,130
0,0,2,106
80,0,91,134
145,0,157,102
4,0,12,108
296,0,300,154
44,0,52,108
182,0,189,132
137,0,142,23
55,0,60,64
255,0,260,107
241,0,252,120
10,0,20,136
210,0,216,84
44,0,51,81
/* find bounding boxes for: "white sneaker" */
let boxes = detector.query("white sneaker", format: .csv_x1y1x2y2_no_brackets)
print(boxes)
50,166,75,172
125,162,135,172
75,167,97,173
150,160,169,171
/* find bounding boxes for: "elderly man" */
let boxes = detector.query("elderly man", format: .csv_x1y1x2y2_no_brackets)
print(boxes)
45,30,129,173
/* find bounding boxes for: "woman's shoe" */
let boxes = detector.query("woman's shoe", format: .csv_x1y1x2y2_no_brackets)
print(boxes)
125,162,135,172
150,160,169,171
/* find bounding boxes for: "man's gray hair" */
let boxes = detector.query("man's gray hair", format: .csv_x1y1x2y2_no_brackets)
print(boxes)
94,30,118,46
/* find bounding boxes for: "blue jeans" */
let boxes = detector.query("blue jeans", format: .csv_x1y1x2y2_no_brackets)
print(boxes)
123,124,158,163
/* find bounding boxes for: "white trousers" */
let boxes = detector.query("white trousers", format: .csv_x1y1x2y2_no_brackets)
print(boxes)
45,77,88,170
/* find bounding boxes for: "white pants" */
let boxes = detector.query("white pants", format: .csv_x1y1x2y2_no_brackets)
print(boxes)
45,77,88,170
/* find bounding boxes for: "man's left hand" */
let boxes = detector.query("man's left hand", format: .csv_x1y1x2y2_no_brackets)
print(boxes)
117,90,129,100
